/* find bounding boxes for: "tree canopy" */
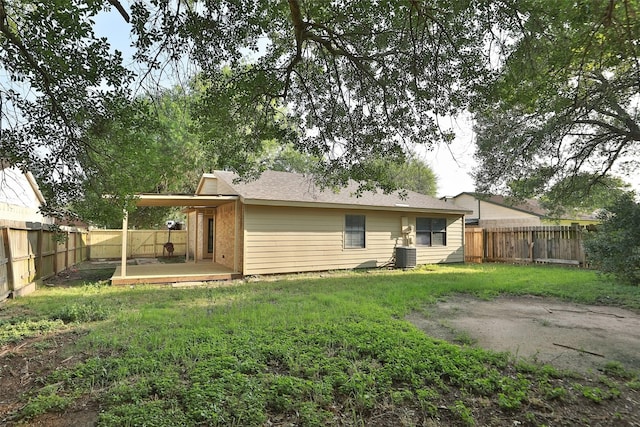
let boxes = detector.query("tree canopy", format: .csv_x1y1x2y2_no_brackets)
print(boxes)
1,0,489,219
1,0,638,222
473,0,640,206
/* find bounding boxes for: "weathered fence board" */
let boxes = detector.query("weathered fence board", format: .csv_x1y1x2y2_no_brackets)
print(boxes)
88,229,187,259
464,227,483,263
0,225,88,299
465,226,586,266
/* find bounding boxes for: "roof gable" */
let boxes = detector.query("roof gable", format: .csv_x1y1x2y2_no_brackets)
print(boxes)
0,166,46,208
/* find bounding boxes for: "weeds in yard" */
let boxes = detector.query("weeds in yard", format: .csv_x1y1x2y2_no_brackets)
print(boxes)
450,400,475,425
2,264,639,425
0,318,65,345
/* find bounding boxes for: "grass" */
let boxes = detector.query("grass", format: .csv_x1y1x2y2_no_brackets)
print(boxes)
2,263,640,425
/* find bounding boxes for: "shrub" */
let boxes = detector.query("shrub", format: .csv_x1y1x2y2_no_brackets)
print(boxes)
584,192,640,285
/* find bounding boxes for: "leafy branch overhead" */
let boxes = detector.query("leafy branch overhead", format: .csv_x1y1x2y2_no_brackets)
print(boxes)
473,0,639,205
134,0,489,188
0,0,638,221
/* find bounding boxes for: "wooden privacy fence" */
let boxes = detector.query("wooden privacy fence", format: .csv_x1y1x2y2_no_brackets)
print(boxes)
1,225,88,299
465,226,587,266
88,229,187,259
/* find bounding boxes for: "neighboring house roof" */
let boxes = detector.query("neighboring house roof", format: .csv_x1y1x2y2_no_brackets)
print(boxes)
0,163,46,206
0,163,54,226
444,192,598,222
447,192,546,217
198,170,471,214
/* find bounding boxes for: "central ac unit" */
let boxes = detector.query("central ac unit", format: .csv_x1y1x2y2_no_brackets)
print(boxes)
395,246,416,269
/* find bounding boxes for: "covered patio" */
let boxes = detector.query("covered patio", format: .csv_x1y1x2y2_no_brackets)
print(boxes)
111,194,242,285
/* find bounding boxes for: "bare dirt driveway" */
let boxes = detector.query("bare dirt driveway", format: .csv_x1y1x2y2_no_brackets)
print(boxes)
407,294,640,373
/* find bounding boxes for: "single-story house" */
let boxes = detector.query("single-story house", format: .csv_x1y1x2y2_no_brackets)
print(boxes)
441,192,599,227
113,170,471,284
0,162,55,228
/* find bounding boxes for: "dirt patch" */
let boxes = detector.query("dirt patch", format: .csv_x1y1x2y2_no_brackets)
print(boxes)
407,294,640,373
44,262,115,288
0,329,99,426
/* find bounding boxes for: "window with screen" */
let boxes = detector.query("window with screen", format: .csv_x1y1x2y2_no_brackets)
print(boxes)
416,218,447,246
345,215,366,248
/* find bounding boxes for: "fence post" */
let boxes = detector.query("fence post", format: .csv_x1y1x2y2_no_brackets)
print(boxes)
37,226,43,282
573,224,583,266
2,227,16,293
65,231,70,270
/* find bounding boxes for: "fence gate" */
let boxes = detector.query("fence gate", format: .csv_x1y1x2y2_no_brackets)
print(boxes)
464,227,484,263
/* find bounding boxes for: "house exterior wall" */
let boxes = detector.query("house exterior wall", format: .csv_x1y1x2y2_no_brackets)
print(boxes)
478,201,540,224
215,201,242,271
447,193,480,217
242,205,464,275
415,215,465,265
478,198,541,227
479,217,541,227
0,167,53,226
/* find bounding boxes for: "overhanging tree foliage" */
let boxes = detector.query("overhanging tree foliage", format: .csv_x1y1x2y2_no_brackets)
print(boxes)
473,0,640,206
1,0,491,220
0,0,137,214
3,0,637,223
135,0,491,189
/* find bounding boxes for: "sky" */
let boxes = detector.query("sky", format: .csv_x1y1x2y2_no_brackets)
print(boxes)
419,116,477,197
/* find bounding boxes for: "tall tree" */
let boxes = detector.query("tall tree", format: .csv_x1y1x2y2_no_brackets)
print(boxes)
71,85,213,228
473,0,640,205
2,0,492,219
9,0,636,218
0,0,136,214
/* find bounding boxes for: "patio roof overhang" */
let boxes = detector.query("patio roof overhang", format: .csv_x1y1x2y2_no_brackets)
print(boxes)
134,194,239,207
115,194,242,283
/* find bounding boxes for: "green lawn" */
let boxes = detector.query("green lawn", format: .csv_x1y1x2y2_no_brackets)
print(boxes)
1,264,639,426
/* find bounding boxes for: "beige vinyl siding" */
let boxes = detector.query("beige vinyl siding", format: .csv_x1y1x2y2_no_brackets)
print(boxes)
414,215,464,264
242,205,463,275
478,201,541,227
448,194,541,227
449,194,480,217
199,177,238,195
0,168,53,225
199,179,218,195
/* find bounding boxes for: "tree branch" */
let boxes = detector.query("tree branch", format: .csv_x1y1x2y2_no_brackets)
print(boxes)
107,0,130,23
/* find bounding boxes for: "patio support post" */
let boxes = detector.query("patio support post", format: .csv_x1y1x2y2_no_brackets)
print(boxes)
185,212,190,262
121,210,128,277
195,211,201,264
234,200,239,273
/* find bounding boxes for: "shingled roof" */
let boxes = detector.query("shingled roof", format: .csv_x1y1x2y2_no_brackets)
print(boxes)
447,192,599,221
211,170,469,214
